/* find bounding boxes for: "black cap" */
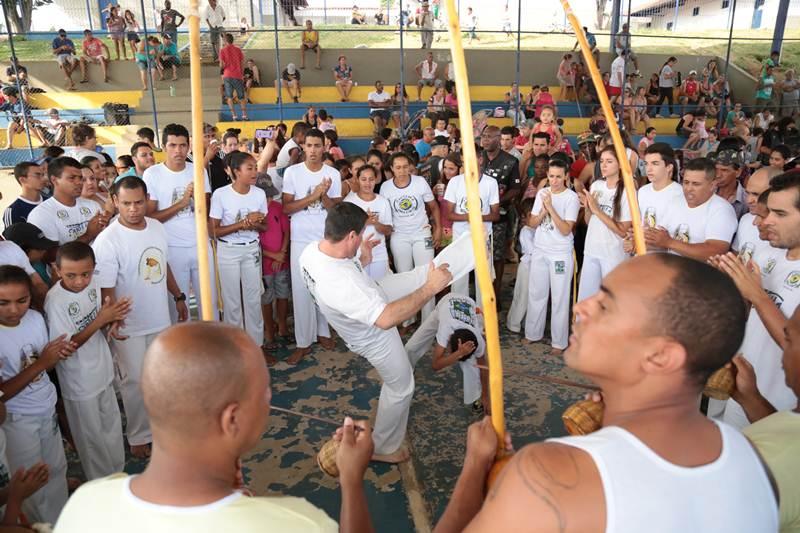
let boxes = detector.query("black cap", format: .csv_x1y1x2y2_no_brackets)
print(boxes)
431,135,450,148
58,28,66,36
3,223,59,250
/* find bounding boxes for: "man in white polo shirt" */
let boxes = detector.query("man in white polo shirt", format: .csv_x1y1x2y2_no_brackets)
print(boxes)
282,128,342,364
143,123,217,322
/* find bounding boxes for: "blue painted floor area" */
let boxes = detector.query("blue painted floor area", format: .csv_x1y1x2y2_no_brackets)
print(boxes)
65,264,592,531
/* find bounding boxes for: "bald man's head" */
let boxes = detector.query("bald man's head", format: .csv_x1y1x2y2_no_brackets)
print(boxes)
143,323,271,447
746,167,780,211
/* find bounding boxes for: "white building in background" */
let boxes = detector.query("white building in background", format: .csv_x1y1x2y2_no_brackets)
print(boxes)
629,0,800,32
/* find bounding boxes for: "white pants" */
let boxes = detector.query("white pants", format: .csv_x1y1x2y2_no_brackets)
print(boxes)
525,249,574,349
578,254,624,302
451,230,493,306
217,240,264,346
290,241,330,348
357,330,415,455
169,244,218,322
364,259,389,280
63,384,125,480
405,305,481,404
389,229,435,322
4,412,68,524
507,255,531,333
113,331,162,446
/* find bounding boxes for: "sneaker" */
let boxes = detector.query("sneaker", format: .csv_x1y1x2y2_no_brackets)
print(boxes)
669,113,679,118
655,114,663,118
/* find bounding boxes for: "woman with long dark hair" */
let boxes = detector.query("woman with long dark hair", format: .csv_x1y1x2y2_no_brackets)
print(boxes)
655,56,678,118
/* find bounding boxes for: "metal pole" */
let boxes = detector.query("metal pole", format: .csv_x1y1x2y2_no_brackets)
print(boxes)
259,0,264,26
323,0,327,25
619,0,631,130
2,8,34,158
719,0,736,127
399,0,405,138
250,0,255,28
140,0,160,148
514,0,521,126
272,0,283,122
85,0,94,30
771,0,790,61
672,0,678,32
609,0,620,54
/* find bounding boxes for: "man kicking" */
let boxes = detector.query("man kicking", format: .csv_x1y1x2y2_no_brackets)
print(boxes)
300,203,453,463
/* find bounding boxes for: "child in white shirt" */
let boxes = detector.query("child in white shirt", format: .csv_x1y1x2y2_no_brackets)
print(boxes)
44,241,130,481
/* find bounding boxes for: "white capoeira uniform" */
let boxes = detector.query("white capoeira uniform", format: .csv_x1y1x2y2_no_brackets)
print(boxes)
299,238,474,455
507,225,535,332
405,294,484,405
44,278,124,480
143,162,218,322
210,184,268,346
93,217,173,447
380,175,438,323
578,179,631,302
0,311,68,524
723,245,800,428
283,162,342,349
525,186,581,349
443,173,499,304
344,192,393,280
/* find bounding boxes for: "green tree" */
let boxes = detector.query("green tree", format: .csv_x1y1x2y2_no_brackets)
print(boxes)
2,0,53,34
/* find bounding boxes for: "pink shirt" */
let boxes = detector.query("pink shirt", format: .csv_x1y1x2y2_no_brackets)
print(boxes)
260,201,289,273
220,44,244,79
534,93,555,118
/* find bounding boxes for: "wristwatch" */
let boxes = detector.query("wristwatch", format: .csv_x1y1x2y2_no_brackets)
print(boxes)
174,292,187,303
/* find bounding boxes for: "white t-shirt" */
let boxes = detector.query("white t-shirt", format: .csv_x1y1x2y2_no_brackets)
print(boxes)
64,146,104,163
0,310,57,416
443,174,499,237
610,56,625,88
92,218,171,337
637,181,684,229
276,138,301,170
142,162,211,248
660,194,737,251
283,163,342,243
367,90,392,112
27,196,101,244
380,176,435,235
55,473,338,533
659,64,675,88
724,247,800,429
44,279,114,401
210,185,268,244
0,241,35,275
584,179,631,262
531,187,580,254
434,294,485,359
299,242,390,350
732,212,767,259
343,193,392,262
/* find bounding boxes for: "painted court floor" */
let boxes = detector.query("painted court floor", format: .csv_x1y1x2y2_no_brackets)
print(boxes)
67,265,591,531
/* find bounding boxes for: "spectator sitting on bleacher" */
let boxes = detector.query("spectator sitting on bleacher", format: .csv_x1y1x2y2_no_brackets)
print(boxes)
35,108,69,147
505,82,524,127
276,62,301,104
157,33,180,82
318,109,336,132
427,86,448,122
243,58,260,103
0,87,45,149
351,5,366,24
533,85,554,119
52,29,80,91
5,56,29,95
300,20,321,70
368,80,392,135
65,123,105,163
80,29,111,84
679,70,700,107
416,51,440,101
333,55,354,102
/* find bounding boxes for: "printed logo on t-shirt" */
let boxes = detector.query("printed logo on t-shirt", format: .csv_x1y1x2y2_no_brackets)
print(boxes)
234,208,251,224
56,209,69,220
674,224,690,243
764,258,777,274
392,195,419,217
765,289,784,309
20,344,44,384
88,288,97,303
79,206,92,217
541,213,554,231
305,186,324,213
644,207,656,228
68,301,80,317
456,196,484,215
448,297,475,326
171,186,192,217
139,247,165,283
785,271,800,289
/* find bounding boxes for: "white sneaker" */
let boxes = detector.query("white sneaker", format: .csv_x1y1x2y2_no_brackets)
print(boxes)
669,113,679,118
655,114,663,118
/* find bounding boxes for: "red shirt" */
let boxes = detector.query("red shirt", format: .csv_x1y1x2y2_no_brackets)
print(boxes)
219,44,244,79
83,37,104,57
260,201,289,273
684,80,698,97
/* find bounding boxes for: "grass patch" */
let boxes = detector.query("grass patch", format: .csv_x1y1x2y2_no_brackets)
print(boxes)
0,35,190,62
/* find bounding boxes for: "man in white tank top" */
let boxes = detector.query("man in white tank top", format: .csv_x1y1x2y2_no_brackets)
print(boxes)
435,254,779,533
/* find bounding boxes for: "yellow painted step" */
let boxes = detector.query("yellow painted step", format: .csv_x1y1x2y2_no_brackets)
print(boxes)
2,125,138,148
29,91,143,110
249,85,560,105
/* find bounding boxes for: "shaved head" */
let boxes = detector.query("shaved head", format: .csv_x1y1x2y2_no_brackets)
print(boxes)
143,323,270,440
